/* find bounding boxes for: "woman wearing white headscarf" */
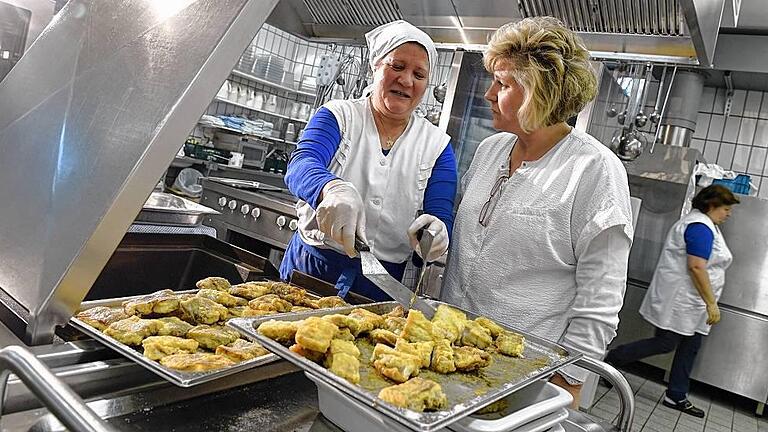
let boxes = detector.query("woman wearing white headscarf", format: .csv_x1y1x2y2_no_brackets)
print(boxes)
280,20,458,301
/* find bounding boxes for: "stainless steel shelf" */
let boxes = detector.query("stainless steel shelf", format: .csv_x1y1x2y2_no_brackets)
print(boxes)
197,122,285,143
214,97,308,123
231,69,316,98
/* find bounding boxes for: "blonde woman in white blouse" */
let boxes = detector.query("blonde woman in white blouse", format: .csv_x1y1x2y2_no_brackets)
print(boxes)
441,17,634,406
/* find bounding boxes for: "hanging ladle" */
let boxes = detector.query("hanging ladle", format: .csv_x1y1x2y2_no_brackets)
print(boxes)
634,64,653,128
649,66,667,124
606,64,619,118
617,64,632,125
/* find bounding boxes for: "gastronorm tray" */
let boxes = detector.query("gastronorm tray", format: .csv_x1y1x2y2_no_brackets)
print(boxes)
135,192,219,226
227,300,582,432
70,289,325,387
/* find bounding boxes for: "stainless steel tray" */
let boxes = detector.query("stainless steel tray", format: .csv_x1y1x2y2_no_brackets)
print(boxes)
227,300,582,432
70,290,288,388
135,192,220,226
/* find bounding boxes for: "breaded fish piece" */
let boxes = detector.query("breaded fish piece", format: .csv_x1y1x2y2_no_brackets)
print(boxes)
248,294,292,313
401,310,434,342
290,343,326,362
160,353,235,372
104,316,160,346
326,352,360,384
454,346,492,371
371,344,422,383
383,316,406,334
197,289,248,307
317,296,348,309
75,306,129,331
156,316,194,337
369,328,399,346
348,308,384,334
195,277,231,292
395,339,434,368
384,305,406,318
123,289,180,316
430,339,456,373
322,314,362,336
475,317,504,338
179,296,229,325
378,378,447,412
257,319,300,343
328,338,360,358
460,320,493,349
295,317,339,353
186,325,240,350
268,282,307,304
431,304,467,343
229,282,271,300
496,331,525,357
142,336,198,360
216,339,269,362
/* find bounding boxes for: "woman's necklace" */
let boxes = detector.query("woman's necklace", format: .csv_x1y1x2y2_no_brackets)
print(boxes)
371,107,404,150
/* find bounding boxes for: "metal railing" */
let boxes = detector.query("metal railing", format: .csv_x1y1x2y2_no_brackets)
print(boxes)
575,356,635,432
0,345,112,432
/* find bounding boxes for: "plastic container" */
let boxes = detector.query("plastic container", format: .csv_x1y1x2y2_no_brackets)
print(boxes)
712,174,751,195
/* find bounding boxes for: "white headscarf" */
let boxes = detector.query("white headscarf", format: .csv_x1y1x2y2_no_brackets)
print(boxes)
364,20,437,79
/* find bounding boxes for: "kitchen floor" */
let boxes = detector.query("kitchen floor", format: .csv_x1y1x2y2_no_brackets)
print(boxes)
585,364,768,432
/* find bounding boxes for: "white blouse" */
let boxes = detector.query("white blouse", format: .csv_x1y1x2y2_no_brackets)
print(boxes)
441,129,633,381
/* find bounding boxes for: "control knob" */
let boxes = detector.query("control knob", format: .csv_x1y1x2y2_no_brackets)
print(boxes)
217,196,228,207
288,219,298,231
228,199,238,210
251,208,261,219
240,204,250,215
276,215,287,229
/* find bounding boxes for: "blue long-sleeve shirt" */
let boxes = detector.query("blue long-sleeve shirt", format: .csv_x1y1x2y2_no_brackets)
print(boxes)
280,107,457,300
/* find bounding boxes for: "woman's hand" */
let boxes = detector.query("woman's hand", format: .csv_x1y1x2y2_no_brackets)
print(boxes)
316,180,367,257
549,373,582,408
407,214,449,262
706,303,721,325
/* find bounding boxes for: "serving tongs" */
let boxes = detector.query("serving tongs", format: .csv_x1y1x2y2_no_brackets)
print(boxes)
355,233,437,318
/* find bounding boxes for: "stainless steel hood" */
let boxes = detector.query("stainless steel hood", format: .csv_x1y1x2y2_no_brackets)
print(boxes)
268,0,726,65
0,0,278,344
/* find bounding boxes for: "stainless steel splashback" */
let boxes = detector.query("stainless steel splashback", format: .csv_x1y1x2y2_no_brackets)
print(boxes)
0,0,278,344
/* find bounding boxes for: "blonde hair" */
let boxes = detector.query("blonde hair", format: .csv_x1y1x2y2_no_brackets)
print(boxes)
484,17,597,133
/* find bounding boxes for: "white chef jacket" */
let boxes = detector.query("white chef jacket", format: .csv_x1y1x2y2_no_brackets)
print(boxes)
441,130,633,381
295,97,450,263
639,209,732,336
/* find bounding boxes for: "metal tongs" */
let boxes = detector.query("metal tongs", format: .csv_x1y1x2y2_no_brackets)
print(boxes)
355,233,437,318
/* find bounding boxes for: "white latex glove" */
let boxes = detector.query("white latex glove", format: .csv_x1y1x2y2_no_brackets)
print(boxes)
316,180,367,257
407,214,449,262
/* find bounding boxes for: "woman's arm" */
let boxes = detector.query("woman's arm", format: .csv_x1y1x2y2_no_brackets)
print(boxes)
688,255,720,324
422,144,458,236
284,107,342,208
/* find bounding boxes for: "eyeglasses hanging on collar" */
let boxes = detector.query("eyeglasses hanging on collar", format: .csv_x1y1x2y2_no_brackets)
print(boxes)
479,174,509,227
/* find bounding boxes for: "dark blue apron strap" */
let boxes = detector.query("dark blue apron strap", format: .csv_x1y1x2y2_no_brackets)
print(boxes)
335,267,358,299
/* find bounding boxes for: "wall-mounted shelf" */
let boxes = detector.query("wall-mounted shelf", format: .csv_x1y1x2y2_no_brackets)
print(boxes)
197,123,297,146
214,97,308,123
231,69,316,98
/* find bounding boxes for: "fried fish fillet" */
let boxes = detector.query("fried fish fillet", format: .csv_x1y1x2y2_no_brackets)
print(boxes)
395,339,434,368
142,336,198,360
460,320,493,349
384,305,406,318
186,325,240,350
160,353,235,372
257,319,299,343
248,294,292,313
295,317,339,353
336,328,355,341
123,289,180,316
401,310,434,342
316,296,348,309
369,328,399,346
290,343,326,362
378,377,447,412
268,282,307,304
229,282,271,300
454,346,492,371
215,339,269,362
475,317,504,338
156,316,194,337
195,277,231,292
430,339,456,373
322,314,362,336
179,296,229,325
226,306,250,318
75,306,129,331
197,289,248,307
371,344,422,383
430,304,467,343
496,331,525,357
348,308,384,335
383,316,406,334
103,316,160,346
325,352,360,384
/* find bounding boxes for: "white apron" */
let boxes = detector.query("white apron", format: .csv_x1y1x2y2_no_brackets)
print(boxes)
295,98,450,263
639,209,733,336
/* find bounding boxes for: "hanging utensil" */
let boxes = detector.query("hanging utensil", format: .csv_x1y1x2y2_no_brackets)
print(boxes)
616,64,631,125
634,64,653,128
605,64,619,118
649,66,667,124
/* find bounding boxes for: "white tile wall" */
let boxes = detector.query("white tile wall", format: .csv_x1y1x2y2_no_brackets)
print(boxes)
694,86,768,195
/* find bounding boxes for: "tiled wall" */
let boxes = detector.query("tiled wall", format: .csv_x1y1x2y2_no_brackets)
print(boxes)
690,87,768,198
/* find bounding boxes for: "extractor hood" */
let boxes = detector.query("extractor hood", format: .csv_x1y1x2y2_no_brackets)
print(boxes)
268,0,727,66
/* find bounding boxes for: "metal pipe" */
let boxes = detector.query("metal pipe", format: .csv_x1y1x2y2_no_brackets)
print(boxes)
0,345,112,431
575,356,635,432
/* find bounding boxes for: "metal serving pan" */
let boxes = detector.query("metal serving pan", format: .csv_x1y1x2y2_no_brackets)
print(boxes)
135,192,220,226
70,289,323,388
227,301,582,432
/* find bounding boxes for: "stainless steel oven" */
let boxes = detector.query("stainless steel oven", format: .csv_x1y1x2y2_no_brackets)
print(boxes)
200,178,300,268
